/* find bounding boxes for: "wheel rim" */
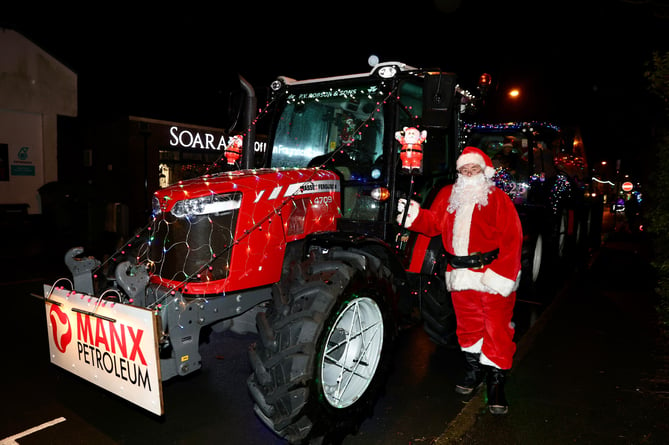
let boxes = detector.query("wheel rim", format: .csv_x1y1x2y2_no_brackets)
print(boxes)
320,296,384,408
532,234,543,282
557,211,568,257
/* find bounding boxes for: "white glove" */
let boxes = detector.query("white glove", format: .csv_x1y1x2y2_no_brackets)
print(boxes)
396,198,420,228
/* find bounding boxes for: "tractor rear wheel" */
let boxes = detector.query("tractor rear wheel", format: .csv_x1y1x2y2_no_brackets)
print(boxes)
420,275,457,347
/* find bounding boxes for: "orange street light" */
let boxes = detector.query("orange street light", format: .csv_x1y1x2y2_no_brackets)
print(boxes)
508,89,520,99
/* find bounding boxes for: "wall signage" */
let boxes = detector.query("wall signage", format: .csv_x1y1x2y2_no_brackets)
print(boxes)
169,126,227,151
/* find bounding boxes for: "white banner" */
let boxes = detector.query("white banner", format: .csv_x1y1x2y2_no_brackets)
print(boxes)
44,285,163,415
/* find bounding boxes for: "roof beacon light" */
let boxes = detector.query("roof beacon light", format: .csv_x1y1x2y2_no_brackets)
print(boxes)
377,65,398,79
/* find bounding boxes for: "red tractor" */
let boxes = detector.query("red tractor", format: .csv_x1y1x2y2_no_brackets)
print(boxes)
45,62,491,444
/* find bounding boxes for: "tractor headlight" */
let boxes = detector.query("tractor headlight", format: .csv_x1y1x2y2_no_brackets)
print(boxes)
171,193,242,217
152,196,162,216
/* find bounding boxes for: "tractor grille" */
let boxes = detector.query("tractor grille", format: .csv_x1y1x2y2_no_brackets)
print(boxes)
147,208,238,284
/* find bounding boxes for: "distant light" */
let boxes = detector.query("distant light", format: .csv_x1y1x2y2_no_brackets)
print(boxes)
368,55,380,67
508,89,520,98
592,176,614,186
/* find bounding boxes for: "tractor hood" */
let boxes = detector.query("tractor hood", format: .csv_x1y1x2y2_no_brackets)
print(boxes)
148,168,341,295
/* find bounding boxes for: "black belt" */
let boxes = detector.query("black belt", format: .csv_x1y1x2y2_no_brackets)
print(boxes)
448,249,499,269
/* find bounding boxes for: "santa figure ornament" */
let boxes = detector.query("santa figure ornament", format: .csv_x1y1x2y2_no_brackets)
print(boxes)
396,127,427,173
225,135,243,165
340,117,357,145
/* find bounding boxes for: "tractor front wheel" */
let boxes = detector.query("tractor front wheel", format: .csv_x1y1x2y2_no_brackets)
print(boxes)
248,246,397,444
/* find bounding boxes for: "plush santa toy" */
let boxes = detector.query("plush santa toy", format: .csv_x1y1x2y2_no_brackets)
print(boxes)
340,118,357,145
395,127,427,173
225,135,243,165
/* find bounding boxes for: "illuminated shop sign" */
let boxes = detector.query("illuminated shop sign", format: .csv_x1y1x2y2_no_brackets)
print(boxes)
169,126,227,151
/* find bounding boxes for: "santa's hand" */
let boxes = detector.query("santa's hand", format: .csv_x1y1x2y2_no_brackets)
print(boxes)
396,198,420,228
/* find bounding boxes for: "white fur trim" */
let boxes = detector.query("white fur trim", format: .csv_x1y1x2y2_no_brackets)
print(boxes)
451,202,474,255
481,268,520,297
484,166,496,178
461,337,483,353
480,352,502,369
445,268,520,296
445,269,495,293
456,152,485,170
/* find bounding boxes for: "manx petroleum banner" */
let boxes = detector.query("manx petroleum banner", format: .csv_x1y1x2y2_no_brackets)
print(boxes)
44,285,163,415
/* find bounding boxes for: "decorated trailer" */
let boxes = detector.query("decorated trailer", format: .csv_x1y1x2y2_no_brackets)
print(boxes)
43,61,496,444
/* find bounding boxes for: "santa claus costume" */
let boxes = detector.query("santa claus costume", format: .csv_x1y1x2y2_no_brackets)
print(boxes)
398,146,523,414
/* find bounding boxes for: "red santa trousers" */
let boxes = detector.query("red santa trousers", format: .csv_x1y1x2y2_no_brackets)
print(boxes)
451,288,516,370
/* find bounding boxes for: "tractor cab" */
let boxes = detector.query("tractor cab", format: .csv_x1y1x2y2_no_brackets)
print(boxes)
233,62,488,244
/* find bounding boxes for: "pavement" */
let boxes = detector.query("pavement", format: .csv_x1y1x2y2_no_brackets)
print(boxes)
435,213,669,445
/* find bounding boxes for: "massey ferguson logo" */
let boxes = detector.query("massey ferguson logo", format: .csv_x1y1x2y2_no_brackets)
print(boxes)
300,182,315,192
49,305,72,353
253,180,339,203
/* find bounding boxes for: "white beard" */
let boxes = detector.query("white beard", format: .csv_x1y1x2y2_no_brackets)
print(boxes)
448,173,493,214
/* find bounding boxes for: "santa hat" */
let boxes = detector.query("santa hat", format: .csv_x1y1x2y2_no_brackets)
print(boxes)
456,146,496,178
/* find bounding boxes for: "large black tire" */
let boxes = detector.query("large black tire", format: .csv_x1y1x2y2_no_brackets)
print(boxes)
519,230,548,299
419,273,457,347
553,207,571,262
410,236,457,347
572,204,596,271
517,207,553,301
544,206,578,276
247,246,397,444
586,199,604,250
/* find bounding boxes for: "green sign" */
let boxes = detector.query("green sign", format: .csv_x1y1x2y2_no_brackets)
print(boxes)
11,165,35,176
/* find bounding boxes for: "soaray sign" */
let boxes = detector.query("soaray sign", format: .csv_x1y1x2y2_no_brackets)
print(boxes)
169,126,227,150
44,285,163,415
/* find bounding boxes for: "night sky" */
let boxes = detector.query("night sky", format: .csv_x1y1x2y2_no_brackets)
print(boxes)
3,0,668,179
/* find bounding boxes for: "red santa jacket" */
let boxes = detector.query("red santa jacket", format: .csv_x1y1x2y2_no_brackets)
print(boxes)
409,184,523,297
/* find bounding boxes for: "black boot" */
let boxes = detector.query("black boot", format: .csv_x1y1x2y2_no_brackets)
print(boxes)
486,367,509,415
455,352,485,395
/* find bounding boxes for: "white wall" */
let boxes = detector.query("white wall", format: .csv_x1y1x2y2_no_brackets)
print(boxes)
0,109,43,212
0,29,77,214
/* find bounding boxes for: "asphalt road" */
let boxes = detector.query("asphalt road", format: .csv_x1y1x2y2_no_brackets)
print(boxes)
0,271,546,445
0,215,557,445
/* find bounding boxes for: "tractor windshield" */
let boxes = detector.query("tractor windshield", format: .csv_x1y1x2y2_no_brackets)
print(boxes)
270,83,386,181
265,77,452,225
